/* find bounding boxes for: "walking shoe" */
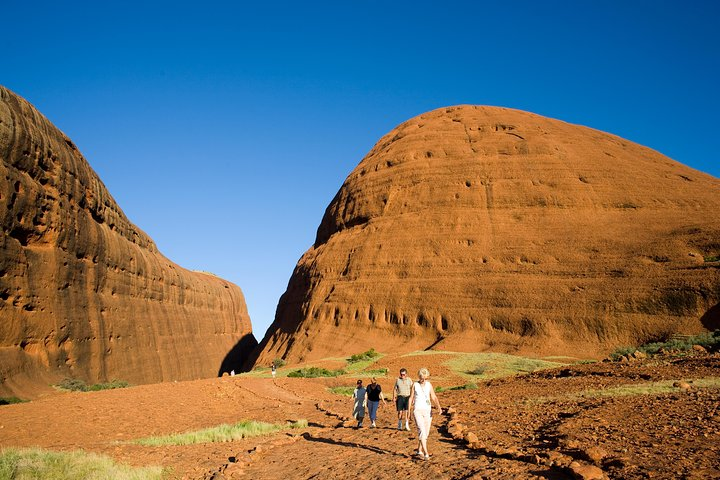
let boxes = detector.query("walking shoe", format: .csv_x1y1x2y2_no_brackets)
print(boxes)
405,424,411,431
371,422,376,428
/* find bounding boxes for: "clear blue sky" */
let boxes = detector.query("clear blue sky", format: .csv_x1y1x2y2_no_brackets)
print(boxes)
3,1,719,339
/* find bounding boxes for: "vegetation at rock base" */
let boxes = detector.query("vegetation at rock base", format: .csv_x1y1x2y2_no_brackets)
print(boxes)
56,378,130,392
347,348,380,364
610,330,720,360
0,447,165,480
134,419,307,446
287,367,345,378
0,397,25,406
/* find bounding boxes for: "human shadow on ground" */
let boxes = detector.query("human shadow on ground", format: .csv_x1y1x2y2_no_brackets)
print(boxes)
301,432,404,457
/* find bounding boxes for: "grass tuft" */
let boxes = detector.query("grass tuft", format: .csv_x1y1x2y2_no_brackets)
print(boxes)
328,386,355,397
0,447,164,480
0,397,26,406
134,419,307,447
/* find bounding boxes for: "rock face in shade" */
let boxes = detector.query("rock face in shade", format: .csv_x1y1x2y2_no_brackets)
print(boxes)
0,87,256,397
251,105,720,366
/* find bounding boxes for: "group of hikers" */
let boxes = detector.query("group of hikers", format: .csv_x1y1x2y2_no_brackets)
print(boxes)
352,367,441,460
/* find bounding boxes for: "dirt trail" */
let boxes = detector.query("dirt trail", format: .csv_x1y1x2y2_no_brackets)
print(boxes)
1,355,719,479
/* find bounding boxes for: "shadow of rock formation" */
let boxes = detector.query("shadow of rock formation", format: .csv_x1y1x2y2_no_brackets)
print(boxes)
219,333,259,376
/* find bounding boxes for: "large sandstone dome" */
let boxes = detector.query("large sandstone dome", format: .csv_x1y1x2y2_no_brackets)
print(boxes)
0,87,256,397
252,105,720,365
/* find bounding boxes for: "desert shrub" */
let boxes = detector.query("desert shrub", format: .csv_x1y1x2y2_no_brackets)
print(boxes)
466,365,487,376
57,378,89,391
0,447,164,479
363,368,389,376
0,397,25,406
57,378,130,392
273,358,287,368
435,383,478,393
347,348,380,364
610,330,720,359
287,367,345,378
88,379,130,391
704,255,720,263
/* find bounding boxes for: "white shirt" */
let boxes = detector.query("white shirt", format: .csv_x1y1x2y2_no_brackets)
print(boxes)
412,381,433,412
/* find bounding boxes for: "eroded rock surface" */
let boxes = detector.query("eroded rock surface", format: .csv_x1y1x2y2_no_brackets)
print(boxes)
253,105,720,365
0,86,255,396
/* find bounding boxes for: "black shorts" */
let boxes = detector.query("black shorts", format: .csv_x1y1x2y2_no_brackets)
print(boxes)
396,395,410,411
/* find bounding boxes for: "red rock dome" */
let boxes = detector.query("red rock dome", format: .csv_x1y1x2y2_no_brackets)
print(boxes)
252,105,720,365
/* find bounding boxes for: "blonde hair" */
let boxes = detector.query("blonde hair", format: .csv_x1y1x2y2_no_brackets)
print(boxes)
418,368,430,380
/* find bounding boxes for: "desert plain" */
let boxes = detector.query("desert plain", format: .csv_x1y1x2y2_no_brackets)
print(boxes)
1,347,719,480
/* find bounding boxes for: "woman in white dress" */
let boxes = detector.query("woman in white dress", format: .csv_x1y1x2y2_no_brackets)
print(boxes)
409,367,441,460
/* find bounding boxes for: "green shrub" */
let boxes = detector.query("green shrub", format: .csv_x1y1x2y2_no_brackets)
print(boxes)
57,378,89,392
0,447,164,479
0,397,25,406
88,380,130,391
362,368,389,376
287,367,345,378
273,358,287,368
610,330,720,359
57,378,130,392
347,348,380,364
704,255,720,263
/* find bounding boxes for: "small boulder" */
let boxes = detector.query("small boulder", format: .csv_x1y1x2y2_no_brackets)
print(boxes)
464,432,479,445
673,381,692,391
569,461,606,480
692,344,707,354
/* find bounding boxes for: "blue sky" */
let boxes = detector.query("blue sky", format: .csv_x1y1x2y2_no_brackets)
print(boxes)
3,1,719,339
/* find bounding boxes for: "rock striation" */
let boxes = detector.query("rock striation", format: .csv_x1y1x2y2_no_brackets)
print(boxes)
0,86,256,397
252,105,720,365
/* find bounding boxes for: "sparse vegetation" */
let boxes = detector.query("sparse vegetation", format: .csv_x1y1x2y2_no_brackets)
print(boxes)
445,353,566,380
134,419,307,447
435,383,478,393
273,358,287,368
527,377,720,404
57,378,130,392
705,255,720,263
287,367,345,378
0,397,25,406
328,386,355,396
610,329,720,360
348,348,380,364
0,447,165,479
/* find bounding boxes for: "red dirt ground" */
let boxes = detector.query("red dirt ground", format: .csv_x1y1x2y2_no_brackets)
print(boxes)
1,353,718,480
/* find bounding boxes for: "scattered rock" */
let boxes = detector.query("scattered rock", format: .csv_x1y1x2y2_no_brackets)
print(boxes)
464,432,479,445
569,461,606,480
583,446,608,464
692,345,708,354
673,381,692,390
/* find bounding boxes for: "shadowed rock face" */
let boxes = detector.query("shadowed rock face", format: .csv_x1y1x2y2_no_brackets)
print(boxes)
252,105,720,365
0,87,256,396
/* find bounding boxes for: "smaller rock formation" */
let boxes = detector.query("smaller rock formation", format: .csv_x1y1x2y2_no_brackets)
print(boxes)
0,86,256,397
